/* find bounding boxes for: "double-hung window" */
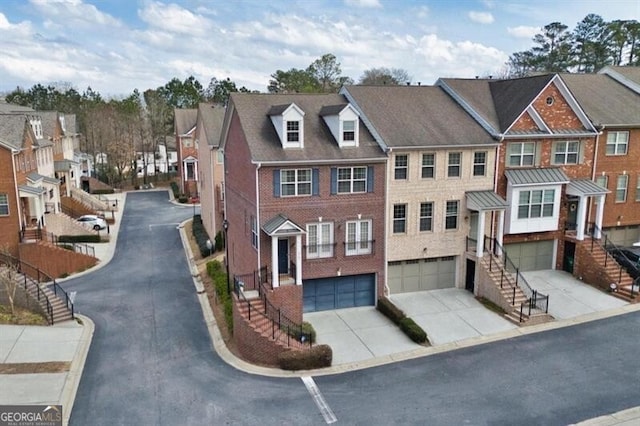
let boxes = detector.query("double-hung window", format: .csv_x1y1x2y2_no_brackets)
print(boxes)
509,142,535,166
473,151,486,176
286,121,300,142
636,176,640,202
281,169,311,196
0,193,8,216
337,167,367,193
421,153,435,179
448,152,461,178
251,216,258,248
346,220,371,255
419,202,433,232
616,175,628,202
307,223,333,258
393,204,406,233
342,120,355,142
595,176,608,204
606,131,628,155
445,201,459,230
554,141,579,164
394,155,408,180
518,190,554,219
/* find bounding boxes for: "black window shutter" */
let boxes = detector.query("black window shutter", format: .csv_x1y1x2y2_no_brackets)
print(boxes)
273,169,280,197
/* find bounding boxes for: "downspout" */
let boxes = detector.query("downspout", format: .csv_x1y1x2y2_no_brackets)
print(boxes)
255,162,262,274
588,127,604,229
383,147,392,298
12,151,23,233
490,137,503,244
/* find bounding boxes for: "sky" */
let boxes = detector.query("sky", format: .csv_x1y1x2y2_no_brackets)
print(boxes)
0,0,639,98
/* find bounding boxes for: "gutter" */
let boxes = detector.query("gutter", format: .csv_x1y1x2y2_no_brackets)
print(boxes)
255,162,262,274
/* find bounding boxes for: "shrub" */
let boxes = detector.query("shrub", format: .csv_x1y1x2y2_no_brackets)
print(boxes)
58,235,102,243
207,260,232,334
214,230,224,251
377,297,406,325
192,216,213,258
399,317,428,344
170,181,180,198
178,195,188,203
278,345,332,370
91,189,115,195
284,321,316,344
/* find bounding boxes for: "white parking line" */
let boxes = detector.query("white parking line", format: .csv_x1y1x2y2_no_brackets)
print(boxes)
301,376,337,424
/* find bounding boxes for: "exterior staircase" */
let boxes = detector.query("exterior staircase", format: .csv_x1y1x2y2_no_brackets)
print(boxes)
45,212,99,237
580,241,638,302
61,195,97,218
479,252,553,325
70,186,111,212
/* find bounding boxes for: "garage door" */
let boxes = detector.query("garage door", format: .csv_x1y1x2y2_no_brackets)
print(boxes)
605,226,640,247
504,240,554,271
388,256,456,294
303,274,375,312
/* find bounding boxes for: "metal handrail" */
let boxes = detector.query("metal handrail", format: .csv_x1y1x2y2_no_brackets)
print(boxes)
0,252,74,324
41,230,96,257
587,223,638,296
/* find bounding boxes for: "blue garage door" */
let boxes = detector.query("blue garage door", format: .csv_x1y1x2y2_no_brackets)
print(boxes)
303,274,375,312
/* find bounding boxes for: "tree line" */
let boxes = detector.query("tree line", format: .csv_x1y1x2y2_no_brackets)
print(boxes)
2,13,637,186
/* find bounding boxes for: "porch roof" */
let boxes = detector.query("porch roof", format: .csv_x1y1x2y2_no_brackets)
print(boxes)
567,179,610,196
262,214,305,236
466,190,508,211
54,159,79,171
27,172,60,185
505,167,569,186
18,185,46,197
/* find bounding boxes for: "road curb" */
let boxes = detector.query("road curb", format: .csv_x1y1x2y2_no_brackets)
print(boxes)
60,315,94,426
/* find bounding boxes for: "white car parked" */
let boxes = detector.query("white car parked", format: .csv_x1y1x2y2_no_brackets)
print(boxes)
76,214,107,231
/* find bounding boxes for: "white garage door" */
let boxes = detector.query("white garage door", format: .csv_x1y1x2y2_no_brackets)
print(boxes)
505,240,554,272
388,256,456,294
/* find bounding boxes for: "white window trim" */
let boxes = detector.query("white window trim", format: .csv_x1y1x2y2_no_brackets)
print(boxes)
394,155,408,180
616,175,628,203
447,152,461,178
340,119,357,146
445,200,459,231
473,151,487,177
281,169,312,197
606,131,629,156
306,222,334,259
337,167,367,194
0,193,9,216
421,153,435,179
517,189,555,219
251,216,258,249
345,219,372,256
419,202,433,232
553,141,580,165
508,142,536,167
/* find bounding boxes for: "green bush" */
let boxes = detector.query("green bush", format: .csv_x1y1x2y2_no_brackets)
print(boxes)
284,321,316,344
215,230,224,251
178,195,188,203
207,260,232,334
192,216,213,258
170,181,180,198
91,189,115,194
399,317,428,344
278,344,332,370
58,235,102,243
377,297,406,325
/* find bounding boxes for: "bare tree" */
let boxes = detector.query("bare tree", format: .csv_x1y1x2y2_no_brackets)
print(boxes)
0,254,19,316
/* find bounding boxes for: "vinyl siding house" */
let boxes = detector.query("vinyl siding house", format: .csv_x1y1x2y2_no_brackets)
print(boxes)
220,92,387,362
174,109,198,197
342,85,504,295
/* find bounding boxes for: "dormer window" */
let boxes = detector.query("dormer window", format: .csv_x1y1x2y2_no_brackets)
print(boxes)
320,104,360,148
269,103,305,149
30,118,43,139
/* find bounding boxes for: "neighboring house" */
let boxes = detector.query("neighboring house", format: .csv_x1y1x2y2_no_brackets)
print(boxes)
38,111,80,197
221,92,387,325
599,65,640,95
438,74,610,281
174,108,198,197
562,72,640,246
163,136,178,173
195,103,226,241
342,85,504,295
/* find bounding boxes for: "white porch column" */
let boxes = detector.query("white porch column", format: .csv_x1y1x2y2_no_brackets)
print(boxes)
576,195,587,241
594,195,605,239
295,234,302,285
271,236,279,288
476,211,485,259
496,210,505,256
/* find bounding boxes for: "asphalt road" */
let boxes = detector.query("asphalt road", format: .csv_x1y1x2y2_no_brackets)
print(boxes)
65,191,640,426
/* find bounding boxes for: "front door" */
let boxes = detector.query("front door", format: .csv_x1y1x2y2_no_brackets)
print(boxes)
566,198,579,231
278,238,289,274
465,259,476,293
563,241,576,274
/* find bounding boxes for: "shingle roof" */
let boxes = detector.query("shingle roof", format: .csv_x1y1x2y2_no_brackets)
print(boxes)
319,104,348,116
344,85,497,148
174,109,198,135
505,167,569,186
0,113,29,150
437,78,501,133
64,114,77,135
561,73,640,126
198,103,226,147
38,111,61,139
604,66,640,85
228,92,386,163
466,190,508,211
0,101,34,113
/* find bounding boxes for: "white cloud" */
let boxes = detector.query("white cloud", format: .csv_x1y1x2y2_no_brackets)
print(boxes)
415,6,429,19
138,1,212,36
468,11,494,24
344,0,382,8
0,12,32,35
29,0,122,29
507,25,539,39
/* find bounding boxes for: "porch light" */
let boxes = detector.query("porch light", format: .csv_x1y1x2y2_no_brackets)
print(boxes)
609,283,618,293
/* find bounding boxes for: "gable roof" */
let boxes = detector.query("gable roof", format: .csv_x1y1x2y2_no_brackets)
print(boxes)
561,73,640,127
227,92,386,164
0,113,30,151
38,111,61,139
0,101,34,113
343,85,497,149
489,74,555,131
174,108,198,135
197,103,226,147
599,66,640,94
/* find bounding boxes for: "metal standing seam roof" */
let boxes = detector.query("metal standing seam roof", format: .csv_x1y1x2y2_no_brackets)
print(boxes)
567,179,610,196
466,191,508,211
262,214,305,235
27,172,60,185
505,168,570,186
18,185,46,196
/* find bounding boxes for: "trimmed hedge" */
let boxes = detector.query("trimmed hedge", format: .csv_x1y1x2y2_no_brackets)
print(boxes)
207,260,232,334
91,189,115,194
192,215,213,258
170,181,180,199
178,195,188,203
284,321,316,344
278,344,332,370
377,297,429,344
58,235,102,243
